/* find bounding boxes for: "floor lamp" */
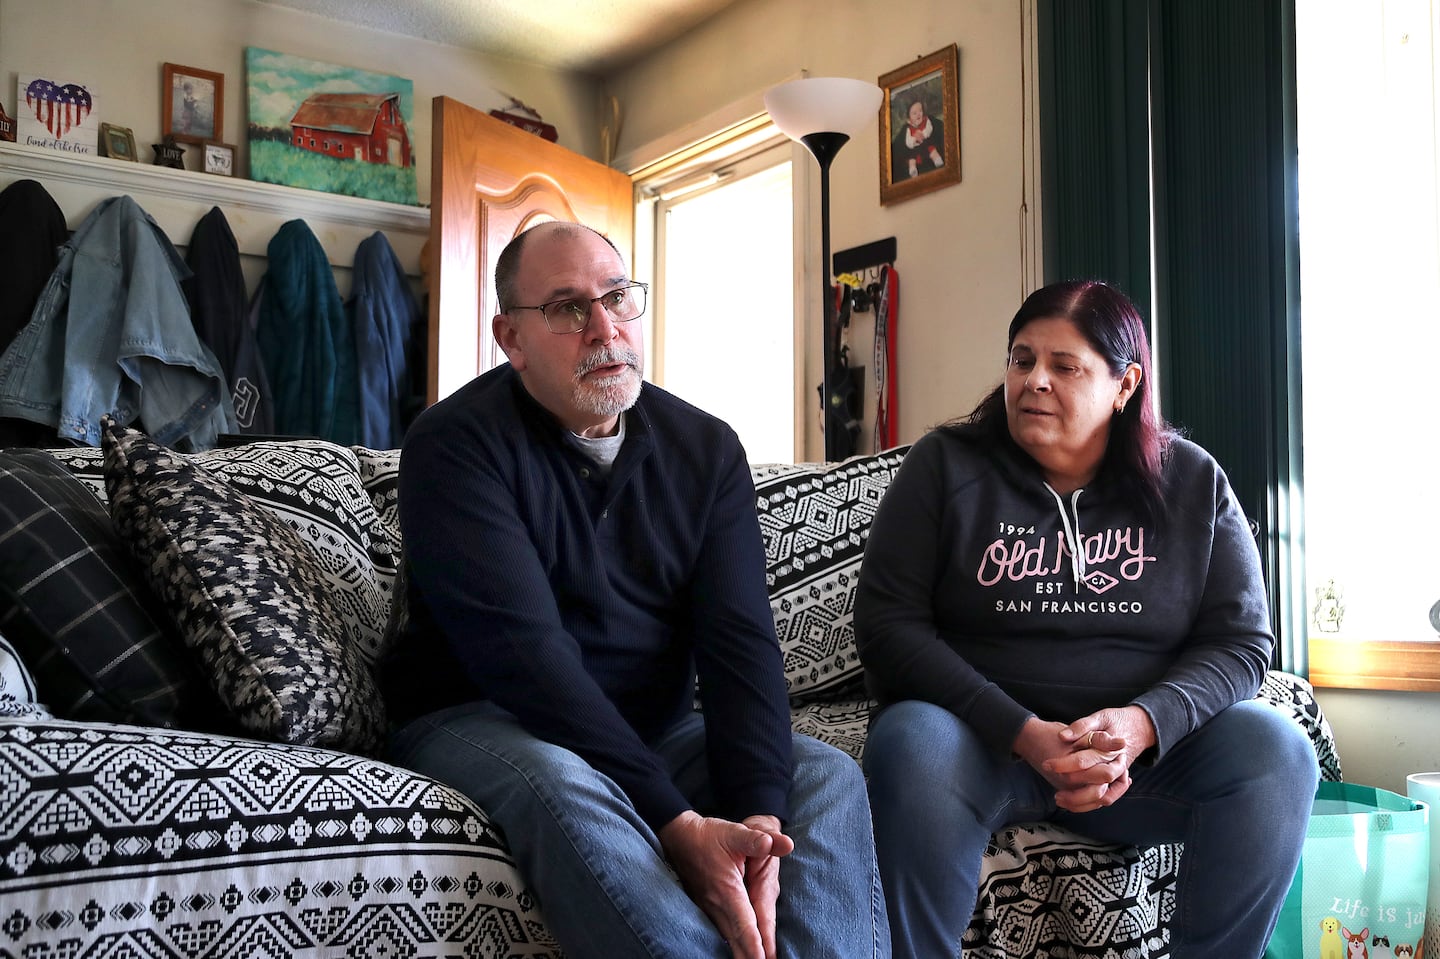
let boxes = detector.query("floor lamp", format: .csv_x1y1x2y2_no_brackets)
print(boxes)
764,77,882,462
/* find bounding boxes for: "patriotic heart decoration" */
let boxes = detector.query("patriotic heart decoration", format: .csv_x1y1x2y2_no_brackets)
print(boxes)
25,78,92,138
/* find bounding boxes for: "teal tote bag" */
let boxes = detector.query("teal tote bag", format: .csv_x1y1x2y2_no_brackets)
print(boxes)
1265,781,1429,959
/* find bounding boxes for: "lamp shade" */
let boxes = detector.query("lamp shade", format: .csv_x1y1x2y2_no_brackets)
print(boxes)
764,77,882,140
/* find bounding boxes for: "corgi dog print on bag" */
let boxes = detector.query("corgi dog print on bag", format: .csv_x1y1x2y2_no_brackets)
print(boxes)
1342,927,1371,959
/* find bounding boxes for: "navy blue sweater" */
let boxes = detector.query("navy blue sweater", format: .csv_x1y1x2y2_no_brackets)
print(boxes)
384,365,793,829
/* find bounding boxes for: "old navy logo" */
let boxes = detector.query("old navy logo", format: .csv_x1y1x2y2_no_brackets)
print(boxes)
977,526,1156,590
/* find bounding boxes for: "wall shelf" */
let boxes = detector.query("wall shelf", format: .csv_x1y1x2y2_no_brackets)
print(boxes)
0,141,430,275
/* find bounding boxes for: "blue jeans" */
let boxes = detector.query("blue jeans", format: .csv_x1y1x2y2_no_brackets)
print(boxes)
390,702,889,959
863,699,1317,959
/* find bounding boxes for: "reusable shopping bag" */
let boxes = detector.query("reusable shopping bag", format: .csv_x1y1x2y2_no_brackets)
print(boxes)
1264,781,1429,959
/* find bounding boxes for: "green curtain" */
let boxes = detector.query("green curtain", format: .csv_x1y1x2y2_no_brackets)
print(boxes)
1038,0,1305,673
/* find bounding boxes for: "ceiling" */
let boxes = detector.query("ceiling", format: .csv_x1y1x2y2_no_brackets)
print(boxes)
255,0,742,75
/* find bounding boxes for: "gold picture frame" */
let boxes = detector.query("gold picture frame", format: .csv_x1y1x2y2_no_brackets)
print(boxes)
162,62,223,144
99,122,138,162
878,44,961,206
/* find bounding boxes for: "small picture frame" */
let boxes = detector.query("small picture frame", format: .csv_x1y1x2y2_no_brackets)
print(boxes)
203,142,235,176
162,62,223,144
99,122,138,162
878,44,962,206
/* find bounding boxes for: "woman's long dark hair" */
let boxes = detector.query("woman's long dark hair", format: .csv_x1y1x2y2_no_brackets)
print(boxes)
944,280,1173,521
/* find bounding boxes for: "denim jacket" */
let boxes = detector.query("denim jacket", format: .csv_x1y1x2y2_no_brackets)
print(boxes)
0,195,234,449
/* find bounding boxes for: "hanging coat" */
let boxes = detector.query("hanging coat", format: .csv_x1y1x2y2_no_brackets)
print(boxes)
254,219,359,444
0,179,69,447
184,206,274,435
0,195,233,449
348,231,419,449
0,179,67,357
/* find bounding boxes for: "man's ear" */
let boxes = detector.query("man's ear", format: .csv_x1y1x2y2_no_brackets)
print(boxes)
493,313,526,371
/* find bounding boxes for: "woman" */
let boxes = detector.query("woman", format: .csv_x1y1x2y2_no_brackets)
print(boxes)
856,280,1316,958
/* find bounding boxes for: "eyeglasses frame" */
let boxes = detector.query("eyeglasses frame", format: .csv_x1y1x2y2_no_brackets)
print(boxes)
506,281,650,335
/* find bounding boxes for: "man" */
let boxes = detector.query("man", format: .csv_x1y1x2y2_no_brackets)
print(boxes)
891,98,945,181
384,221,887,959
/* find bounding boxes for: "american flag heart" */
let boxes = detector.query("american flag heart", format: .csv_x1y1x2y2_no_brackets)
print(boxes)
25,78,92,138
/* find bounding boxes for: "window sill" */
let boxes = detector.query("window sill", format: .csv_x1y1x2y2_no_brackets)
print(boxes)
1307,637,1440,692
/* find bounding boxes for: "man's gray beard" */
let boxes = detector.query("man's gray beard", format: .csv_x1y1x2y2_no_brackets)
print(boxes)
573,346,642,416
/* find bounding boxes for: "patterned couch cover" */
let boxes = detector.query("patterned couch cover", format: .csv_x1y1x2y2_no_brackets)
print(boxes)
0,442,1341,959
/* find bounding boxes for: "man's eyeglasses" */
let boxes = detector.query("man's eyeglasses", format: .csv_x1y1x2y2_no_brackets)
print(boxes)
508,282,649,335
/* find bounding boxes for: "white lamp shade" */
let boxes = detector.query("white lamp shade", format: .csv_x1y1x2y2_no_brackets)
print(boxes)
764,77,882,140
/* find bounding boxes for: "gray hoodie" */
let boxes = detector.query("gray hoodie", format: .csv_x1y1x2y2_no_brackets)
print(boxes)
855,425,1273,761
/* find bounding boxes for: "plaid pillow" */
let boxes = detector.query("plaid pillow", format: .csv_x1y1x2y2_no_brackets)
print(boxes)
102,421,386,753
0,448,229,729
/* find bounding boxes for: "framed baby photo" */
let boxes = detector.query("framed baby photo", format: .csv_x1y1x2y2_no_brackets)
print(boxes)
878,44,961,206
99,122,138,162
162,62,223,144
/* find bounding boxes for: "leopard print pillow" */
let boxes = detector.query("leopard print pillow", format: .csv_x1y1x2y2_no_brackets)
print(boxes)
102,419,385,754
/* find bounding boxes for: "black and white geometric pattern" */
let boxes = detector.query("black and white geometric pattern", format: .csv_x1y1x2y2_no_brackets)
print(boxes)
0,636,50,720
753,448,909,701
965,823,1180,958
101,422,386,755
0,720,559,958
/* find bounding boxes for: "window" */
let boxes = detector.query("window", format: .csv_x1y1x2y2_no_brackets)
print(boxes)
1298,0,1440,689
634,121,799,463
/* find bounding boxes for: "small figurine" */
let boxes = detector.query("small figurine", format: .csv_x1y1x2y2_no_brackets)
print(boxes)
1312,578,1344,633
151,134,186,169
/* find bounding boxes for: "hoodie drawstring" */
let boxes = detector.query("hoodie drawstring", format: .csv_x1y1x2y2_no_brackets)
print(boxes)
1045,483,1086,591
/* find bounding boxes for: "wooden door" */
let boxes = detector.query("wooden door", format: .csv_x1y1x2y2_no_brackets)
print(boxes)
428,96,633,402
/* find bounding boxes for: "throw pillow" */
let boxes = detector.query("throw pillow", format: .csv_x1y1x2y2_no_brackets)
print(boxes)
47,440,400,664
0,632,53,720
752,447,910,702
101,420,386,754
0,448,229,729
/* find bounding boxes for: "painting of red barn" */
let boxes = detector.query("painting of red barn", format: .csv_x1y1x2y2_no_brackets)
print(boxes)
246,48,417,206
290,93,412,167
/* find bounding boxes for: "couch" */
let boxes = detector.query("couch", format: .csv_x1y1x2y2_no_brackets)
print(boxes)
0,434,1341,958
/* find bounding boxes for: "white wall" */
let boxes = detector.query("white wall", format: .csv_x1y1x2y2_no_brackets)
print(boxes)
607,0,1029,451
1316,689,1440,794
0,0,603,199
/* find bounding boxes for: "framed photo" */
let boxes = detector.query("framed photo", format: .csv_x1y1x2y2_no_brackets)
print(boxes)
99,122,138,162
162,62,223,144
203,141,235,176
878,44,961,206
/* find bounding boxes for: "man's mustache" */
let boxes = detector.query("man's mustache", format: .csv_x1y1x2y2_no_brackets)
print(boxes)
576,347,641,377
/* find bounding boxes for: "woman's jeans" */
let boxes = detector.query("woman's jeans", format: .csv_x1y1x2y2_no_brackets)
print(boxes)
864,699,1318,959
390,702,890,959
